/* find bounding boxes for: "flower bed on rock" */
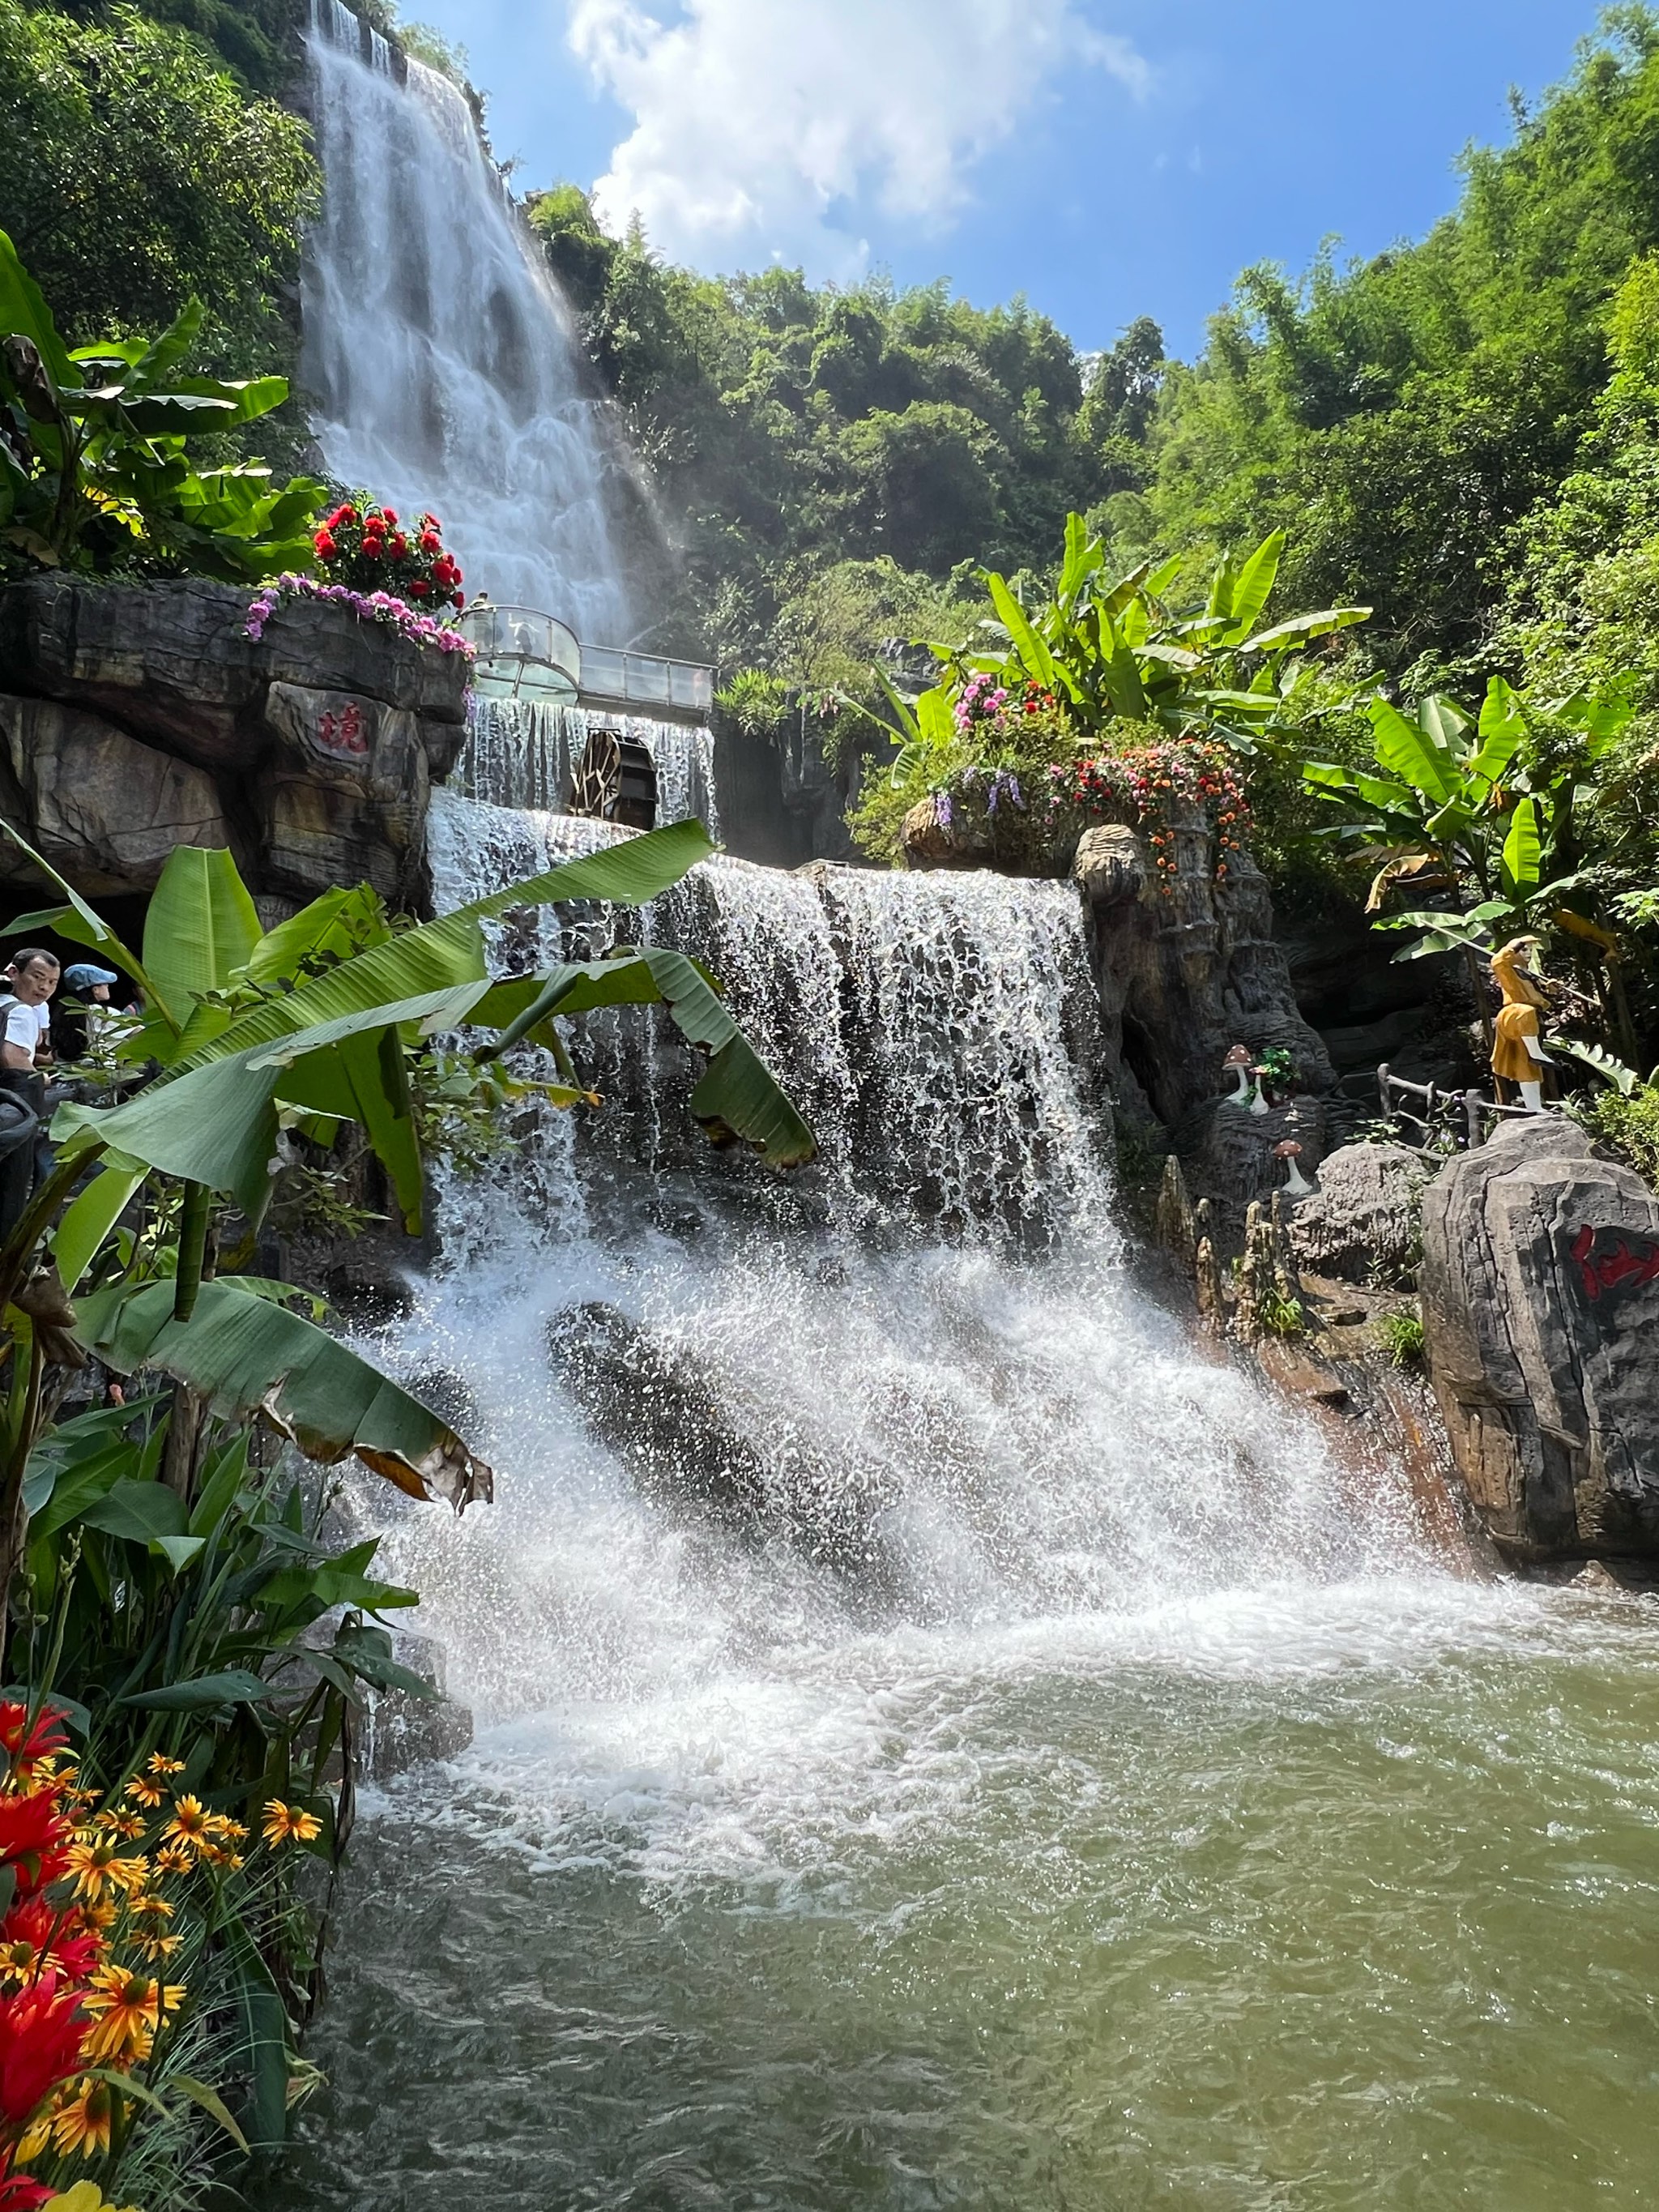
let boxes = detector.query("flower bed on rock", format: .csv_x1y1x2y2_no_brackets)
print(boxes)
244,575,474,657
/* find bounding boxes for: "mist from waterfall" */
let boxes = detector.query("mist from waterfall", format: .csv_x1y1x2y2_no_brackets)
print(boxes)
301,2,633,643
277,793,1659,2212
344,792,1441,1736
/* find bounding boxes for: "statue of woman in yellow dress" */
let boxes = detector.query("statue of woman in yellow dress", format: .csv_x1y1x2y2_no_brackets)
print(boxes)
1490,935,1551,1110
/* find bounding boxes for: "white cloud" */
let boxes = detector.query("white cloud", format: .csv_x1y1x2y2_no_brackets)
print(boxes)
565,0,1149,275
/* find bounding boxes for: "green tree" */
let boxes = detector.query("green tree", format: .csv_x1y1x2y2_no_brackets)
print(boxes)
0,0,318,374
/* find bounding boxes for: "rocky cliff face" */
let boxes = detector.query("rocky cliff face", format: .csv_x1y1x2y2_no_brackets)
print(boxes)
0,576,470,910
1422,1115,1659,1561
1073,815,1337,1218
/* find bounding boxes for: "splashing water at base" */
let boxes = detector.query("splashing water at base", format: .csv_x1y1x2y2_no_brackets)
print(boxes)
275,796,1659,2210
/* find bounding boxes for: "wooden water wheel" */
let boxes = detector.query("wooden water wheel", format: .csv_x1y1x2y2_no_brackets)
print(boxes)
568,727,658,830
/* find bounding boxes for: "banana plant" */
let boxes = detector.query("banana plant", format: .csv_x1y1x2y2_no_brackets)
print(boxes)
0,227,325,579
949,517,1371,749
1300,675,1635,962
0,818,817,1642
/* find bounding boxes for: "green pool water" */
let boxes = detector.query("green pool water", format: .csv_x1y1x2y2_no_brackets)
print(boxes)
277,1581,1659,2210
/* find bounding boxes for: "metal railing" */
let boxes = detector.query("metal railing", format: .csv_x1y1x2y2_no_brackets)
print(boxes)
1377,1063,1538,1153
578,644,714,719
458,604,582,706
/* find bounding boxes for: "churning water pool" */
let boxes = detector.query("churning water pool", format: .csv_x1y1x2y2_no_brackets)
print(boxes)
280,1578,1659,2211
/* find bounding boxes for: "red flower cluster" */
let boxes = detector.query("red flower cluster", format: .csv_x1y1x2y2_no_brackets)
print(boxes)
1066,738,1252,893
313,495,465,610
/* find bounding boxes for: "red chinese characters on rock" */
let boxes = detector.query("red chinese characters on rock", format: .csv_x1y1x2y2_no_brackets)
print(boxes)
1570,1224,1659,1302
313,701,369,760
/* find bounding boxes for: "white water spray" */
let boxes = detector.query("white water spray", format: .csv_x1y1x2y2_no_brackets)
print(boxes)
351,796,1440,1804
302,6,633,641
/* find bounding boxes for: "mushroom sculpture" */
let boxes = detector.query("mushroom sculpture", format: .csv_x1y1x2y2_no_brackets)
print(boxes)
1275,1138,1315,1198
1222,1043,1255,1109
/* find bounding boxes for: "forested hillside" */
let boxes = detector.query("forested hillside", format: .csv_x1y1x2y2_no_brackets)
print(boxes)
527,7,1659,730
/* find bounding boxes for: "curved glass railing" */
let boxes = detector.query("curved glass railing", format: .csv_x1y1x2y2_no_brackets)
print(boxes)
458,604,582,706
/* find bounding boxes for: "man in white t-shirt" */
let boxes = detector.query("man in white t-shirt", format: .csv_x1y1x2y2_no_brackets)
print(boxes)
0,949,58,1072
0,948,58,1236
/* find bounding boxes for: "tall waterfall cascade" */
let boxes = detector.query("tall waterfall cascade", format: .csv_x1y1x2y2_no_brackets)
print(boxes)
455,698,720,834
301,3,633,643
351,790,1439,1727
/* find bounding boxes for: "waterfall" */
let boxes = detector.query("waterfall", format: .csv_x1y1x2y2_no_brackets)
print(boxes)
455,699,720,834
346,792,1436,1729
301,5,633,643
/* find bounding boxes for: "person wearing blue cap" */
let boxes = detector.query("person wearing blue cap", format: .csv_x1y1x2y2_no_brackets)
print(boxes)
57,962,122,1063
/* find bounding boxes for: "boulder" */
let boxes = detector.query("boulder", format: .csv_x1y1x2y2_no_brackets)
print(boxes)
901,796,992,870
0,694,232,894
0,572,469,775
1073,822,1145,906
545,1300,885,1572
0,573,263,771
365,1631,474,1780
259,681,430,902
1289,1142,1432,1285
1421,1115,1659,1561
1171,1094,1328,1233
0,573,471,911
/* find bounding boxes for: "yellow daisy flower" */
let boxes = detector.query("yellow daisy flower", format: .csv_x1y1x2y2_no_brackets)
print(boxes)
162,1795,211,1849
146,1753,186,1776
51,2075,117,2160
262,1800,324,1847
124,1774,164,1809
79,1966,184,2063
65,1834,147,1904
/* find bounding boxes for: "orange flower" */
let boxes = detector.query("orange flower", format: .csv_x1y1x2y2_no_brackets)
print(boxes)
161,1796,210,1851
124,1775,164,1811
146,1754,186,1778
50,2073,117,2159
80,1965,184,2063
152,1844,193,1879
262,1800,323,1847
65,1834,147,1904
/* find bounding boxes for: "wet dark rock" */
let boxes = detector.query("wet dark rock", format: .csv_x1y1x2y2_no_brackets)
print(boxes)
1075,813,1334,1140
1171,1095,1328,1236
1289,1142,1431,1286
545,1300,885,1572
400,1367,483,1441
366,1632,474,1779
1421,1115,1659,1561
547,1300,769,1526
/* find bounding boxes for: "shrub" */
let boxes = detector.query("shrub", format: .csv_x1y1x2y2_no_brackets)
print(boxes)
1377,1309,1427,1368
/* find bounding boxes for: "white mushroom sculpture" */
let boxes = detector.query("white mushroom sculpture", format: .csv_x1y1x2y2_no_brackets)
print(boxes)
1275,1138,1315,1198
1223,1043,1254,1108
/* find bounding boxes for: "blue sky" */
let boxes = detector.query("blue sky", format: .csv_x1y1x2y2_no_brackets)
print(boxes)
402,0,1599,358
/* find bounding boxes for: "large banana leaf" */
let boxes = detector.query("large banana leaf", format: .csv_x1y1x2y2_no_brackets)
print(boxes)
1370,700,1456,804
168,818,716,1079
142,845,262,1017
479,950,817,1166
1223,530,1285,643
984,571,1056,688
55,982,493,1219
75,1278,492,1508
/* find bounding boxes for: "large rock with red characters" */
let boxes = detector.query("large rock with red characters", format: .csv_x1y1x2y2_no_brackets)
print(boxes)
0,573,470,908
1421,1114,1659,1561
